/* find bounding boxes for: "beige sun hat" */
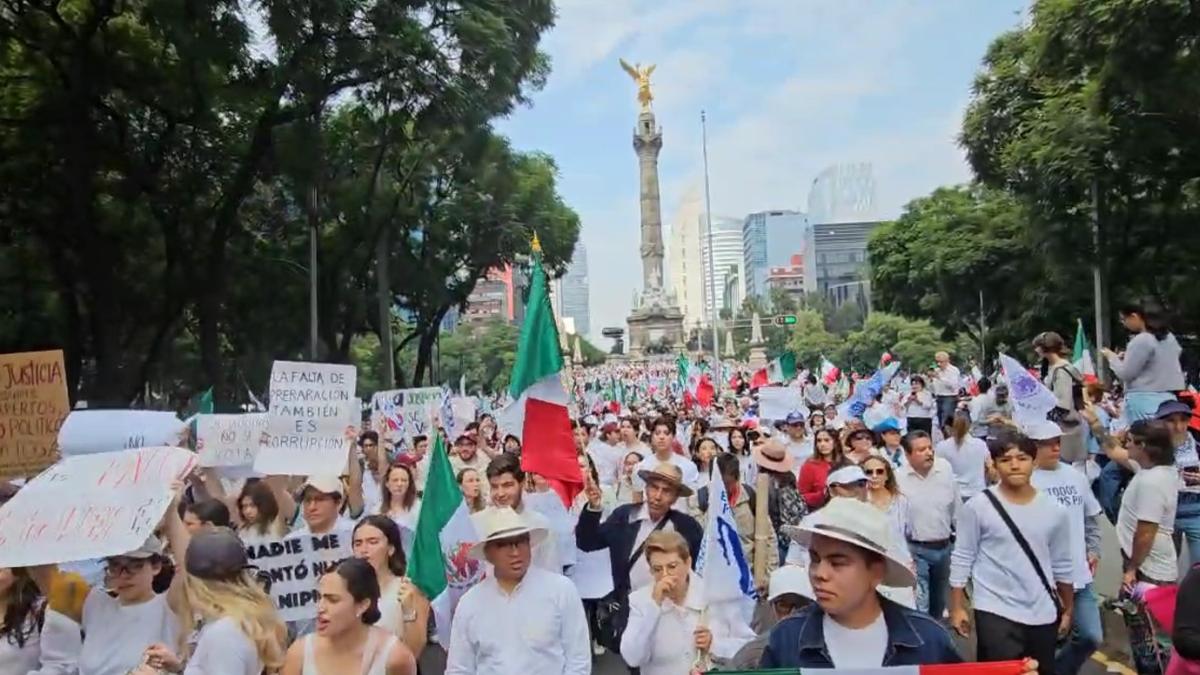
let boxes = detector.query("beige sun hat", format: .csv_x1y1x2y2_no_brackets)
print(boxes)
468,507,548,561
782,497,916,588
636,462,695,497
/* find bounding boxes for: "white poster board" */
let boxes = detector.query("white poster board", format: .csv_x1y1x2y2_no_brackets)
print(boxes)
196,413,267,467
369,388,441,449
245,523,354,622
57,410,187,457
758,386,806,422
0,446,197,567
255,361,357,476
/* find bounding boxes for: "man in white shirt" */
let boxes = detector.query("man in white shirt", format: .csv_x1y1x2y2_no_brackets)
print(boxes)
586,419,624,488
450,433,490,500
479,453,561,573
950,428,1074,675
894,430,960,619
930,351,961,432
632,417,699,506
781,411,813,463
447,507,590,675
1025,420,1104,675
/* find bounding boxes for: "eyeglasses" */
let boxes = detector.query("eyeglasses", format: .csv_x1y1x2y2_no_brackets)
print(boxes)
105,559,149,577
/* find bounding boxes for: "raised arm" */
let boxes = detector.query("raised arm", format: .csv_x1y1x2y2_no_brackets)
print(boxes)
162,486,192,614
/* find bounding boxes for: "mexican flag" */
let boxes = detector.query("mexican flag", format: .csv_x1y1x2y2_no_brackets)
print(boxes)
678,354,715,409
407,434,482,646
1073,318,1098,383
504,235,583,507
767,352,797,384
820,357,840,385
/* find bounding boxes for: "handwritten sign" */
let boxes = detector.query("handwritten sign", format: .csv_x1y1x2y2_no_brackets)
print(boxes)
57,410,187,457
255,361,357,476
245,523,354,622
0,446,197,566
196,413,266,467
757,386,806,422
369,387,440,449
0,350,70,478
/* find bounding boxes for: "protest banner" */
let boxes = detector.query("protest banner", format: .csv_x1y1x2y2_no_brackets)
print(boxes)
57,410,187,457
245,522,354,622
370,387,440,450
757,386,806,422
196,413,267,467
0,349,70,478
255,361,357,477
0,446,197,567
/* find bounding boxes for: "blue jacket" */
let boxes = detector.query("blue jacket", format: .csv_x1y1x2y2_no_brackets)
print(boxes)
760,596,962,668
574,503,703,596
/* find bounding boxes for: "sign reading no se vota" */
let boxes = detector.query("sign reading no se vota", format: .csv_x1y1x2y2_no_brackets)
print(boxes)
255,361,357,476
245,523,354,622
196,413,266,467
0,350,70,479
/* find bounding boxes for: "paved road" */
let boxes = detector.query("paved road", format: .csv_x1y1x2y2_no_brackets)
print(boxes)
421,519,1191,674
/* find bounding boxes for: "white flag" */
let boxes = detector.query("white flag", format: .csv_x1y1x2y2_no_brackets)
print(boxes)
999,353,1059,426
695,473,756,605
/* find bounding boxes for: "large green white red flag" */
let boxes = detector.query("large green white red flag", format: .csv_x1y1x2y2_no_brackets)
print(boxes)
502,235,584,507
1073,318,1098,383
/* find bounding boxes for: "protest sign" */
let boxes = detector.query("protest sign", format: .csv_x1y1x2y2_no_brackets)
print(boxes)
0,349,70,478
196,413,267,467
370,387,440,450
0,446,197,567
245,523,354,622
57,410,187,457
757,386,806,422
255,361,357,476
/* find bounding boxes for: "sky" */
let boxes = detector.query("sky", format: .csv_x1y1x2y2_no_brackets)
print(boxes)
496,0,1029,344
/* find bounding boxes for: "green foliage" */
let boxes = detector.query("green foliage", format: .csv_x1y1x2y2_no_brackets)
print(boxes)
787,310,840,370
838,313,951,375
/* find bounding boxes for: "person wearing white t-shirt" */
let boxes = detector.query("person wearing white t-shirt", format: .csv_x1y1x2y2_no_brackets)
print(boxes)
480,453,562,573
1026,420,1105,675
950,429,1074,675
781,412,814,463
632,417,699,507
586,421,624,488
903,376,937,435
935,412,992,501
930,352,962,431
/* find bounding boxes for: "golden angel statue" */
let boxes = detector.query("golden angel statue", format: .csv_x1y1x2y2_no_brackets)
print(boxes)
619,58,656,110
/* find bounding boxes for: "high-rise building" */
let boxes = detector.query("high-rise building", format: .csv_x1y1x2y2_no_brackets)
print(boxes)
559,243,591,338
807,163,876,226
803,221,880,308
464,265,516,323
767,254,805,303
667,186,706,330
700,216,745,320
742,210,809,302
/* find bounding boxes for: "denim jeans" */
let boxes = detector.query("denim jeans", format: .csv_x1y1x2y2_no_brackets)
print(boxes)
910,541,951,619
1055,584,1103,675
1176,494,1200,564
1096,460,1132,525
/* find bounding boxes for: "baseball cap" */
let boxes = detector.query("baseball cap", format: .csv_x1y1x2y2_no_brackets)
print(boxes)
785,411,807,425
827,465,868,486
871,417,902,434
768,565,814,602
1022,419,1063,441
110,534,164,560
185,528,253,581
302,474,344,497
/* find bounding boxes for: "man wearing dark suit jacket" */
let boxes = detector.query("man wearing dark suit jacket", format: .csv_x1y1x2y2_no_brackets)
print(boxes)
576,462,704,670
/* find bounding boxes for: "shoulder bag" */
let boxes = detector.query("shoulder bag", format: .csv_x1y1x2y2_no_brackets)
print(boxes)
983,490,1064,625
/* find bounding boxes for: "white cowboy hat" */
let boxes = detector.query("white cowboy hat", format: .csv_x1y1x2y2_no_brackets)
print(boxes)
782,497,916,588
468,507,548,561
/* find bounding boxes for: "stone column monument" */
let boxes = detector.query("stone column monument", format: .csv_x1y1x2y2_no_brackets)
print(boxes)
620,59,684,359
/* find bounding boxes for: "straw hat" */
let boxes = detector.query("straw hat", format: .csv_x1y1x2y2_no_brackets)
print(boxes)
636,462,694,497
753,438,795,474
782,497,915,588
468,507,548,561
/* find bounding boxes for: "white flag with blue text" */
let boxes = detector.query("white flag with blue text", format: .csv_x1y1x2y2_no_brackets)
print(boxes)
695,472,756,607
999,353,1059,426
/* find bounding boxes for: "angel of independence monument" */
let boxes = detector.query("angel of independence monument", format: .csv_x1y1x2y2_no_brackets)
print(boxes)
621,59,684,359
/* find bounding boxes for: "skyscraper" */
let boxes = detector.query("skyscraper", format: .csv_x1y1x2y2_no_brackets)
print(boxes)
742,209,809,302
807,163,876,226
803,220,880,308
667,185,706,330
701,216,745,320
560,242,591,338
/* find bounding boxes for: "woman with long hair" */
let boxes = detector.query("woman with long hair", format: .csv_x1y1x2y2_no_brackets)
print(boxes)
379,463,421,556
613,451,643,505
904,376,936,436
860,455,917,609
934,411,991,501
235,479,291,546
728,426,756,485
1032,331,1089,465
843,426,876,465
691,437,720,484
456,468,486,513
281,558,416,675
139,528,287,674
1103,299,1186,424
798,428,843,509
0,567,44,672
352,517,429,657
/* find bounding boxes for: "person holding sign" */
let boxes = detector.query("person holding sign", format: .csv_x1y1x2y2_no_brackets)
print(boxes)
280,558,416,675
137,528,287,674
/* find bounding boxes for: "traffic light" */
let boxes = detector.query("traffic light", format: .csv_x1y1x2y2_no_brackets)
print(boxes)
772,315,797,326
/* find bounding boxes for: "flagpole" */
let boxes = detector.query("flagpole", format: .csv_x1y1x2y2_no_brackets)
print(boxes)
701,110,719,398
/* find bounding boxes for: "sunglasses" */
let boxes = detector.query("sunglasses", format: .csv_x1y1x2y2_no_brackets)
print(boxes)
864,468,887,476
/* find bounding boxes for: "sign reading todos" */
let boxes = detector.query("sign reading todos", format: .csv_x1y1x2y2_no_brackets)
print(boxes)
0,349,70,479
255,361,357,476
0,446,197,567
245,524,354,622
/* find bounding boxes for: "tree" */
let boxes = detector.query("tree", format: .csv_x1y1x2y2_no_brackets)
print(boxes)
836,313,950,374
787,310,840,371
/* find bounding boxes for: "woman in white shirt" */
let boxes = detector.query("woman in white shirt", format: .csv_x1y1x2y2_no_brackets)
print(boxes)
351,516,429,657
620,531,753,675
860,456,916,609
0,567,43,674
138,528,286,675
455,468,487,513
904,376,936,436
612,450,644,505
379,464,421,556
691,437,720,485
935,412,992,501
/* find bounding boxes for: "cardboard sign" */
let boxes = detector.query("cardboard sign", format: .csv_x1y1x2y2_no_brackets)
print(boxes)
255,361,357,476
245,523,354,622
369,388,440,449
57,410,187,457
0,350,70,478
757,386,806,422
0,446,197,567
196,413,267,467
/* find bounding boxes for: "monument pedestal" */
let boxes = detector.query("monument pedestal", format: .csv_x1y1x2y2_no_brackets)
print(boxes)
627,304,685,358
748,346,768,370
